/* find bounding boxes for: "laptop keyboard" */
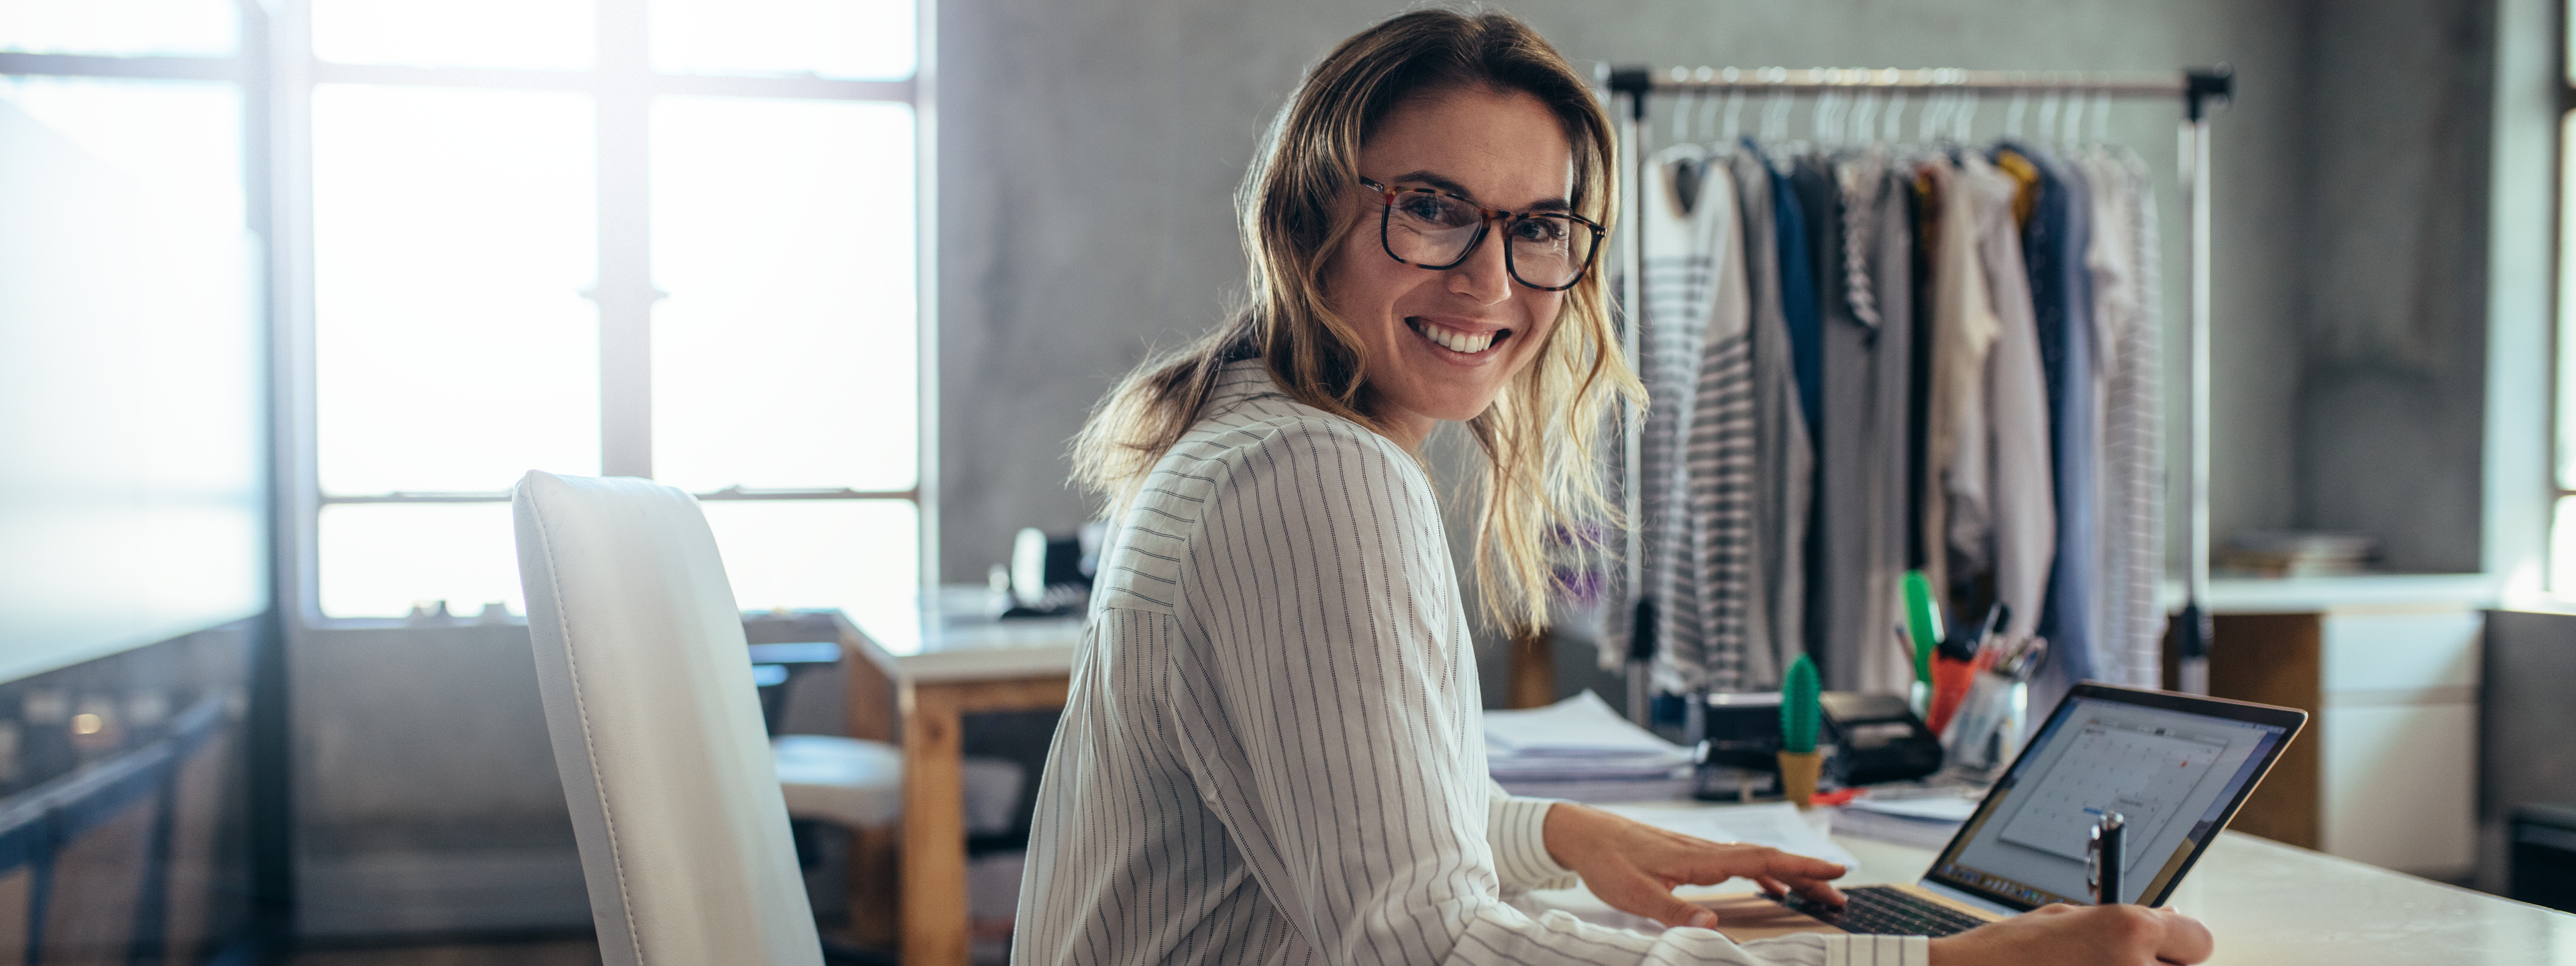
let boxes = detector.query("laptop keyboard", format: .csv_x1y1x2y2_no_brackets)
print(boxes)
1772,885,1989,938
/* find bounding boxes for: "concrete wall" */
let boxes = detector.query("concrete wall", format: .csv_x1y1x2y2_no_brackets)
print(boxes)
934,0,2319,592
2291,0,2495,574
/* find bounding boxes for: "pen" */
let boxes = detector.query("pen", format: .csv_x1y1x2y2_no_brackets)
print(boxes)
2089,811,2127,904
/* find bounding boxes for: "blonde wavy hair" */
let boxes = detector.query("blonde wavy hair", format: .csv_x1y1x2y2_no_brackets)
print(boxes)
1069,7,1640,636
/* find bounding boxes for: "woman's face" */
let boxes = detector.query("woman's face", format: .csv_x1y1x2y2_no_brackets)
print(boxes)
1324,86,1574,446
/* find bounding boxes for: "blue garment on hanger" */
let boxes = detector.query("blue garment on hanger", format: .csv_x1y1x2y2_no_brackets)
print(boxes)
1999,140,2100,685
1752,139,1822,430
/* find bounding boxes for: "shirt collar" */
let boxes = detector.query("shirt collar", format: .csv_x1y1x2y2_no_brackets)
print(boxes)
1203,358,1284,413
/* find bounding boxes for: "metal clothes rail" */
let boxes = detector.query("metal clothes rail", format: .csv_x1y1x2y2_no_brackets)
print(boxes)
1597,65,2234,720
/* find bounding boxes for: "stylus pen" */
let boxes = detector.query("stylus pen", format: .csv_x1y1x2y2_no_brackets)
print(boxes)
2089,812,2127,904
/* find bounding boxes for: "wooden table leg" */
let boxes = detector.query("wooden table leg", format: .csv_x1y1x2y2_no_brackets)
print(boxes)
900,684,970,966
852,824,898,947
840,625,902,947
1505,628,1556,709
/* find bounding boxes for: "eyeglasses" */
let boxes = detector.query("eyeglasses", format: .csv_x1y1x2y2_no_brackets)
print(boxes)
1360,176,1604,292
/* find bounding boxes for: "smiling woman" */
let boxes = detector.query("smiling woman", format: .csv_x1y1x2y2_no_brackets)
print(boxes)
1028,10,1897,966
1069,10,1632,639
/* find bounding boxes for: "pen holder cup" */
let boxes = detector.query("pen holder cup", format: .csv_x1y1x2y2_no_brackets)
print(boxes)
1776,750,1823,807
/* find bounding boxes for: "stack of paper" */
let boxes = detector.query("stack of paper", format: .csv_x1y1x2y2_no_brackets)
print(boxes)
1486,692,1694,802
1830,791,1982,850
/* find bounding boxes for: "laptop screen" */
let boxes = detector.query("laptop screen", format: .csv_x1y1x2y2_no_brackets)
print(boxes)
1925,688,2297,909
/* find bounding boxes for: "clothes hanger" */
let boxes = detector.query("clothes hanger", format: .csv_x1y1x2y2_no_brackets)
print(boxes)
1723,83,1746,144
2061,75,2084,147
1883,91,1907,146
1952,91,1977,144
1761,77,1792,145
1814,89,1845,148
2092,80,2112,148
2037,73,2060,147
2005,72,2029,140
1672,87,1696,148
1697,77,1725,147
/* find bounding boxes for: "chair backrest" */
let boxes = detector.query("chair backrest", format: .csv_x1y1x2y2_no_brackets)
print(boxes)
512,471,822,966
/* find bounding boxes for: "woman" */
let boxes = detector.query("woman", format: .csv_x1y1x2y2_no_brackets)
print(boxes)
1019,10,2212,966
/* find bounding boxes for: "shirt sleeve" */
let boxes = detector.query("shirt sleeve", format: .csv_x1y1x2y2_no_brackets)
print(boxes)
1486,781,1580,894
1167,417,1926,966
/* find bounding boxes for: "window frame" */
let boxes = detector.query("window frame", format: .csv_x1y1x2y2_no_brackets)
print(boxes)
271,0,938,625
2556,1,2575,594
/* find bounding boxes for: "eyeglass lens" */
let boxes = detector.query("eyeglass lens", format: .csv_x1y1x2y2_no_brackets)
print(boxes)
1383,190,1593,289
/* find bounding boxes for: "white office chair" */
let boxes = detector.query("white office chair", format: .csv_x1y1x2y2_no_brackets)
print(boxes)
514,470,854,966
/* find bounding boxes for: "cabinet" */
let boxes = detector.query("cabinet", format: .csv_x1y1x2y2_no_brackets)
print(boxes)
2165,584,2486,881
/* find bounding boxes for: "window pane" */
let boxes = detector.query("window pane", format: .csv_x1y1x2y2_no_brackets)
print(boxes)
0,76,241,231
313,85,598,495
318,503,521,618
650,0,914,80
649,98,916,492
2554,496,2576,597
699,500,918,645
1,84,263,668
2560,109,2576,490
311,0,592,70
0,0,235,57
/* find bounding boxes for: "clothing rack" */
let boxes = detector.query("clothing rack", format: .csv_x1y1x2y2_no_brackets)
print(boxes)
1597,64,2234,722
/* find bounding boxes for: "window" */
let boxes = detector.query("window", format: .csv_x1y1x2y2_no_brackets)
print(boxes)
2558,5,2576,592
0,2,268,677
295,0,928,633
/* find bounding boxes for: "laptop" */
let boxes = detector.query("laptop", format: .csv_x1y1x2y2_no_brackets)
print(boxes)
1694,683,2306,941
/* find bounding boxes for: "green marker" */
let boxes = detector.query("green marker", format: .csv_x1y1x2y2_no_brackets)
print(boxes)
1780,654,1821,755
1902,570,1942,686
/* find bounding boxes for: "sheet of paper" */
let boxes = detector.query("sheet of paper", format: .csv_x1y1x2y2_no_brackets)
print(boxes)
1485,690,1691,758
1628,802,1860,870
1845,794,1982,822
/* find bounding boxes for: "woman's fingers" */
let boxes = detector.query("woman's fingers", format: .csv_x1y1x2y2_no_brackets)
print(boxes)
1680,844,1846,890
2149,907,2215,964
1742,847,1846,904
1788,875,1846,906
1614,876,1725,928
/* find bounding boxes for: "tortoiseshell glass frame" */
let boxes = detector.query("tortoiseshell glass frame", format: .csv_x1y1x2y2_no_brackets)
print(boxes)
1360,176,1605,292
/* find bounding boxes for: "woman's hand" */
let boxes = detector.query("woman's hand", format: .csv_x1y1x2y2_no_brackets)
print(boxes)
1928,904,2214,965
1540,802,1847,928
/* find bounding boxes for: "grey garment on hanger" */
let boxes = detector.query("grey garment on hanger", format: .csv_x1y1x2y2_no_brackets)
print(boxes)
2089,150,2166,688
1640,150,1741,692
1633,151,1699,675
1789,156,1837,677
1670,181,1756,693
1729,148,1807,690
1958,154,2056,647
1917,157,2002,616
1809,154,1919,695
2010,142,2102,686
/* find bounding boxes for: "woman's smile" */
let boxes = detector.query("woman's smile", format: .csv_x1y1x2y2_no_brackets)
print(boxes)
1403,315,1514,361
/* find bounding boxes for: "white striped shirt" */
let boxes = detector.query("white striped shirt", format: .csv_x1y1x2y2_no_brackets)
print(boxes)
1015,360,1925,966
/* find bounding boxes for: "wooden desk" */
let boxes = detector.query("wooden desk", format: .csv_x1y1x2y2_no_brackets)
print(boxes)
837,605,1080,966
1525,802,2576,965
